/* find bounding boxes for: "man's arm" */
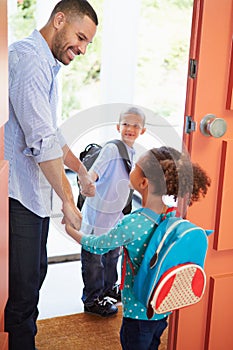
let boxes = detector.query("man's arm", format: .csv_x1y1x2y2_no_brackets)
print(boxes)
39,157,82,229
62,144,95,196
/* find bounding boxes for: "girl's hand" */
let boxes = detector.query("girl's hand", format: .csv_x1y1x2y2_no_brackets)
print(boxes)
65,223,83,244
61,201,82,230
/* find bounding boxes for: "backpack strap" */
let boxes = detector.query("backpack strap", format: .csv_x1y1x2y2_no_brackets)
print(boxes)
107,139,133,215
120,246,135,290
149,218,186,268
107,139,132,173
120,207,178,290
120,220,158,291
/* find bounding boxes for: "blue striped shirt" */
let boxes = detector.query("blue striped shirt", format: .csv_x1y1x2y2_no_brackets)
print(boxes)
5,30,66,217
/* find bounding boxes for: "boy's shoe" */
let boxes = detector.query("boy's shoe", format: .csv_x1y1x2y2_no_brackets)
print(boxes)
84,297,118,317
104,284,121,303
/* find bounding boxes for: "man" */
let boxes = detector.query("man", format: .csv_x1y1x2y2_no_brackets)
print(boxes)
4,1,98,349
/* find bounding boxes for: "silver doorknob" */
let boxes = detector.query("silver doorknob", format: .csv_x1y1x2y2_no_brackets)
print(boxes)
200,114,227,138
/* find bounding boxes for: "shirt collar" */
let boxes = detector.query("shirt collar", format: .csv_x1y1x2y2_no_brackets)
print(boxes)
32,29,61,76
133,207,162,225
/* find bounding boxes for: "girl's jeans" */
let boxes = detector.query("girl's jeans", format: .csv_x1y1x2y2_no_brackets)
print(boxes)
120,316,168,350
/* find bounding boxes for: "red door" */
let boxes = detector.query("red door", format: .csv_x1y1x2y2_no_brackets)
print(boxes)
168,1,233,349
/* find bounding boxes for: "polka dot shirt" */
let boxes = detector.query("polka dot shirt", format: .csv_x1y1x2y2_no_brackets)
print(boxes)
81,207,172,321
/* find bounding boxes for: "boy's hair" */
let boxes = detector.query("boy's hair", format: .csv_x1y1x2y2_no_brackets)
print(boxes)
50,0,98,25
138,146,211,205
119,107,146,127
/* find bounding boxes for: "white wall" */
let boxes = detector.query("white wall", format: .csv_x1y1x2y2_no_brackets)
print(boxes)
100,0,141,104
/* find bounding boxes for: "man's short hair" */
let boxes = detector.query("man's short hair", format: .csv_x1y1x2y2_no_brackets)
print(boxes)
50,0,98,25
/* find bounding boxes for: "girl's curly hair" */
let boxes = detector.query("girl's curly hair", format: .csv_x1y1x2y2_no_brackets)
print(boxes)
138,146,211,206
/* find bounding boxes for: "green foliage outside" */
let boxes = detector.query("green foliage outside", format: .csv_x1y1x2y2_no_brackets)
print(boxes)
9,0,193,121
137,0,193,118
10,0,36,40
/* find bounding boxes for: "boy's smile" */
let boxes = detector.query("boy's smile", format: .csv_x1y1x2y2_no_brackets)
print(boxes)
117,113,146,147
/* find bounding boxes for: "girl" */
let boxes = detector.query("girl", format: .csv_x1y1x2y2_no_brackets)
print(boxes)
65,146,211,350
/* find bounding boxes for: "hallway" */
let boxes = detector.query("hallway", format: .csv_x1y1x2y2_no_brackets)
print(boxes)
38,219,122,320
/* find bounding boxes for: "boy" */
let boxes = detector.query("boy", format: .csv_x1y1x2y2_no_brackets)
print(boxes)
80,106,146,317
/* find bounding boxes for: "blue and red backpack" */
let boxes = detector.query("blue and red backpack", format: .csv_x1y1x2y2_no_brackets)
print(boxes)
121,210,213,319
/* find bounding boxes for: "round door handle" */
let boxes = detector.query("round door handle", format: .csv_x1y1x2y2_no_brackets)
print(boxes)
200,114,227,138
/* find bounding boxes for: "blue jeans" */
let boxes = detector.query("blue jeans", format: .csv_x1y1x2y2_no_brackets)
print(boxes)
81,246,120,305
4,198,49,350
120,317,168,350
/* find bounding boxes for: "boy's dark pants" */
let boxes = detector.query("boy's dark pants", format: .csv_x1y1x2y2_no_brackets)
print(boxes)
81,246,120,304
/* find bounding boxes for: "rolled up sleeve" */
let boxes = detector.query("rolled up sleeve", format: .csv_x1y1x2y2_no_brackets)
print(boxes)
57,127,67,148
23,134,63,163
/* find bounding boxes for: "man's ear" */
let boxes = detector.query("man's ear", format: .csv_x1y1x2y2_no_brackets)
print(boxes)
116,124,120,133
53,12,65,29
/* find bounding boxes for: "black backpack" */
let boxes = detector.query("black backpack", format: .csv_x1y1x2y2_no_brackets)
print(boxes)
77,139,133,214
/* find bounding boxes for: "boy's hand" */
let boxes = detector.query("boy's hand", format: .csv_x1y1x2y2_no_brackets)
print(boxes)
78,173,96,197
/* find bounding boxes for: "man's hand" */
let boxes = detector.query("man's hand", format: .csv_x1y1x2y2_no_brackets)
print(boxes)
62,145,96,197
61,201,82,230
78,173,96,197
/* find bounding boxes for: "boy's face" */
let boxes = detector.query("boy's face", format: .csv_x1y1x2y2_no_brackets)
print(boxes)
117,113,146,147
